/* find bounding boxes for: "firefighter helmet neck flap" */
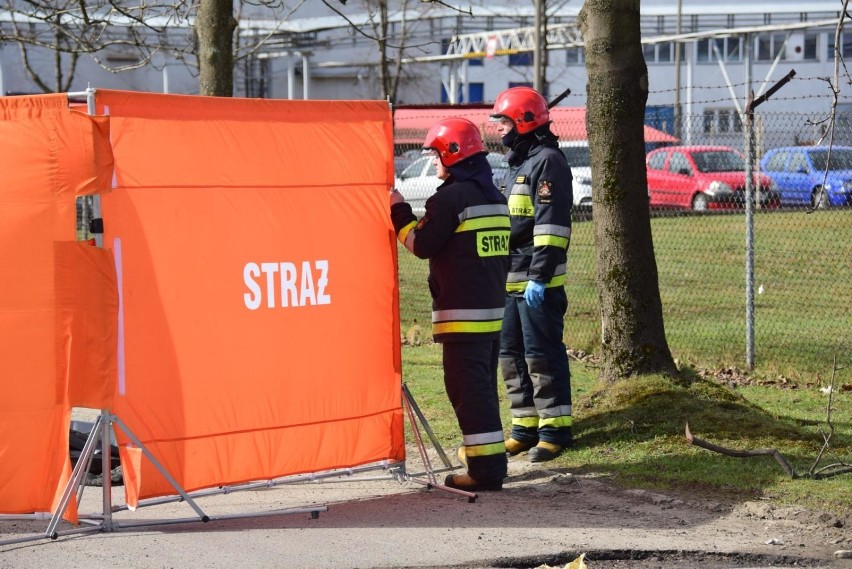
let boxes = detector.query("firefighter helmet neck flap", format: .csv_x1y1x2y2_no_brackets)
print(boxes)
423,117,486,167
490,86,550,135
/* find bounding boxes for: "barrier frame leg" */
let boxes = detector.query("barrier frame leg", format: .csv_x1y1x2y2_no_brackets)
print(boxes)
1,408,329,546
401,384,478,503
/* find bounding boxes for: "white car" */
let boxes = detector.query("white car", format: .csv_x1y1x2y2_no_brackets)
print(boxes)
394,152,510,216
558,140,593,213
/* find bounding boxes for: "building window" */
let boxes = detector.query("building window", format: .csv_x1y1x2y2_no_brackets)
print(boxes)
827,32,852,59
697,37,742,62
755,33,787,61
509,52,533,66
244,56,270,98
703,108,743,134
566,47,585,64
643,42,673,63
757,32,819,61
803,33,818,60
467,57,483,67
703,110,715,134
468,82,484,103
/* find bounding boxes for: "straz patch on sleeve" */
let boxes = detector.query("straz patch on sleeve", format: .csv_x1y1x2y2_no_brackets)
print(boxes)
477,230,510,257
537,180,553,204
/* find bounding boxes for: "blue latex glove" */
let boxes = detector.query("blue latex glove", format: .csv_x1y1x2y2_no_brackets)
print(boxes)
523,280,546,308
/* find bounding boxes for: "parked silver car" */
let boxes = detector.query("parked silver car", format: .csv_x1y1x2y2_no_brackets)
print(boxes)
394,152,510,216
558,140,593,213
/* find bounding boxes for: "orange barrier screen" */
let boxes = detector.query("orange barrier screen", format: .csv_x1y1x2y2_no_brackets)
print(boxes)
0,94,115,515
97,91,402,500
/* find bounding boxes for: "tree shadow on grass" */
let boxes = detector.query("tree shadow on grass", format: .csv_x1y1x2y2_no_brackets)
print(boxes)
568,370,851,511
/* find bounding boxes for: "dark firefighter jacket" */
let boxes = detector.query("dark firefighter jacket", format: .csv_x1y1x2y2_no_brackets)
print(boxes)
502,141,573,295
391,176,510,343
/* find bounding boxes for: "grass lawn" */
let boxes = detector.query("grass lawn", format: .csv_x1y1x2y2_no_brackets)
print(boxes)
396,208,852,515
402,347,851,516
399,208,852,377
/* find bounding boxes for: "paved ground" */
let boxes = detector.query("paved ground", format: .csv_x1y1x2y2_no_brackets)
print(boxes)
1,448,850,569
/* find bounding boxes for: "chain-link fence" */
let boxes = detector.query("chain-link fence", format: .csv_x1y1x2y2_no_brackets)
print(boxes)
393,110,852,377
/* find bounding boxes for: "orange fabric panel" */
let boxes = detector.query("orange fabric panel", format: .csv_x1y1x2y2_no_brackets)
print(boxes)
96,90,395,190
56,242,119,409
0,94,114,515
118,445,143,510
99,91,402,499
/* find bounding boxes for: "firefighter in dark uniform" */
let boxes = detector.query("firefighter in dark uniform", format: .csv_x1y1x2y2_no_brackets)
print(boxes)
490,86,574,462
390,117,510,491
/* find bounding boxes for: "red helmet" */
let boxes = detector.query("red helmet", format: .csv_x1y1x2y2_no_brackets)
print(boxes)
490,86,550,134
422,117,486,167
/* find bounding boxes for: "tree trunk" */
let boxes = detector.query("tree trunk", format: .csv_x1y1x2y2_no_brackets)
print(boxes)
197,0,236,97
578,0,677,381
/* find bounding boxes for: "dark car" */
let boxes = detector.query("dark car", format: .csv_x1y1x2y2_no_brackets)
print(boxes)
760,145,852,208
646,145,780,211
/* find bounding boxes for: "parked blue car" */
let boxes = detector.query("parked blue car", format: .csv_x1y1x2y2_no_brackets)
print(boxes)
760,146,852,208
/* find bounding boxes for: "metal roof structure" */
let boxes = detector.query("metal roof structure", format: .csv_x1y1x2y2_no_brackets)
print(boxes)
416,18,841,64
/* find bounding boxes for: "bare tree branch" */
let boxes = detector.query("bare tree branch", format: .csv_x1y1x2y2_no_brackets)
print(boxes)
0,0,308,94
685,422,798,478
417,0,471,15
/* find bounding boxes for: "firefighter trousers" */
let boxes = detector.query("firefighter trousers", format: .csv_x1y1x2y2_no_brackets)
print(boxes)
442,339,508,483
499,287,573,447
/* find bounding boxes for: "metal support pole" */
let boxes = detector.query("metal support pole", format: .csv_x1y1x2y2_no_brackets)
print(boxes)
744,33,755,370
85,86,104,248
287,57,295,100
745,96,756,370
448,61,457,104
742,68,795,370
301,52,310,100
100,411,114,530
673,0,683,139
533,0,544,93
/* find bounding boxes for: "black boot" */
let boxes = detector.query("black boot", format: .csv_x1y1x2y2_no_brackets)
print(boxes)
527,441,563,462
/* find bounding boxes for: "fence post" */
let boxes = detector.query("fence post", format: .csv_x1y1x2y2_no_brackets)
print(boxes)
743,69,796,370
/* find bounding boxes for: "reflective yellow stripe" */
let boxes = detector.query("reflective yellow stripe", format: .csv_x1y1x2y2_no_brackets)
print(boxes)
512,417,539,428
539,416,573,428
398,221,417,244
432,319,503,335
463,441,507,457
533,234,570,248
505,273,567,292
546,274,567,288
455,215,511,232
508,194,534,217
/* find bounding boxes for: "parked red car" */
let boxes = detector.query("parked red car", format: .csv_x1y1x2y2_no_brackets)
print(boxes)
646,145,780,210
